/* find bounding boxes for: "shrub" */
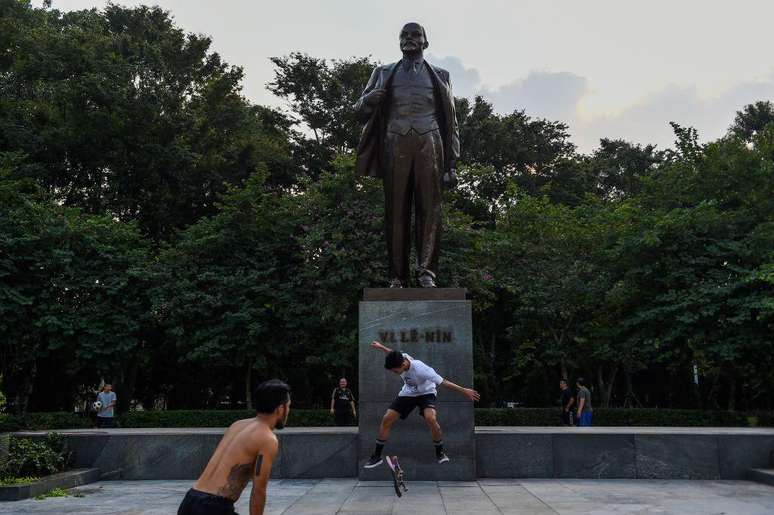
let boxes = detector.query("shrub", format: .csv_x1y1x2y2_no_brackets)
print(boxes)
1,408,772,430
474,408,774,427
2,433,71,478
474,408,559,426
0,412,90,432
0,476,37,485
119,409,343,428
0,433,9,473
0,378,5,413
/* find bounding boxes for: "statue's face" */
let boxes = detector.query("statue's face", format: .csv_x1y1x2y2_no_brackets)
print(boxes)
399,23,427,53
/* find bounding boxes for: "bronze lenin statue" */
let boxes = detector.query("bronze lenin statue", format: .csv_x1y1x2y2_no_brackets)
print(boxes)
355,22,460,288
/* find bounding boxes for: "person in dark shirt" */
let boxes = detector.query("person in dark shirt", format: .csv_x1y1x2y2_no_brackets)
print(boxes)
559,379,575,426
330,378,357,426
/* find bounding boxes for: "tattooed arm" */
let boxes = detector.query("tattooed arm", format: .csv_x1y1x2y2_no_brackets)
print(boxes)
249,435,279,515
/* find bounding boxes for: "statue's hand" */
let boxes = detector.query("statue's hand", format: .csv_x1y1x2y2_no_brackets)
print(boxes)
364,88,386,106
442,168,458,189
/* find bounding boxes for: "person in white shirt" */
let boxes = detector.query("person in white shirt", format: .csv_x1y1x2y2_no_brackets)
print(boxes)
96,383,117,428
364,340,480,468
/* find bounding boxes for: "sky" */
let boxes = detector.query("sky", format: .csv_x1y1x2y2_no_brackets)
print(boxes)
38,0,774,153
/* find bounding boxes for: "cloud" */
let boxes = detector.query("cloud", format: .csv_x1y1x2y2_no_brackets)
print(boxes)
575,77,774,152
481,71,589,122
430,55,774,153
428,56,588,123
426,54,481,100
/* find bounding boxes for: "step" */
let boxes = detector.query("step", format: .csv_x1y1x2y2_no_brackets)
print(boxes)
748,468,774,487
0,467,101,501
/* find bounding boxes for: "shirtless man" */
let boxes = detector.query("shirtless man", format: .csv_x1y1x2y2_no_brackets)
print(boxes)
178,380,291,515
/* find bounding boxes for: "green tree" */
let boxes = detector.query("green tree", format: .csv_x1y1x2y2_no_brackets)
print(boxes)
454,96,576,222
482,193,612,403
152,171,301,408
0,161,149,412
268,53,376,178
0,2,295,240
729,100,774,142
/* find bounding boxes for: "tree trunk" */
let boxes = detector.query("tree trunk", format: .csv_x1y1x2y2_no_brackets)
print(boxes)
690,364,702,409
560,363,568,382
13,361,37,414
596,366,605,405
705,373,722,409
245,365,253,410
117,360,138,413
727,373,736,411
605,366,619,408
488,332,496,407
623,368,641,408
596,365,618,408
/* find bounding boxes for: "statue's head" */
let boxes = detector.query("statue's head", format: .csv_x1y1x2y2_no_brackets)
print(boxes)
399,22,428,53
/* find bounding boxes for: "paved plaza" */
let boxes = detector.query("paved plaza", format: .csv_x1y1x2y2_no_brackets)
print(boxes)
1,478,773,514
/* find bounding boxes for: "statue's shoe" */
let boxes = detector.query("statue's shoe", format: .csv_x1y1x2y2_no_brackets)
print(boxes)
418,274,436,288
389,278,405,288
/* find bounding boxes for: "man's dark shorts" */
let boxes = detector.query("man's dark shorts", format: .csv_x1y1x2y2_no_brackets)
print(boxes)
389,394,437,419
178,488,238,515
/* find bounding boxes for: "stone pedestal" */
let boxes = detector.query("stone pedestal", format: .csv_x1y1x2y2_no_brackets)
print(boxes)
358,288,475,480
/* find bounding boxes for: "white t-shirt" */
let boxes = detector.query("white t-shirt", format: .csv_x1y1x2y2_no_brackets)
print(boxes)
398,353,444,397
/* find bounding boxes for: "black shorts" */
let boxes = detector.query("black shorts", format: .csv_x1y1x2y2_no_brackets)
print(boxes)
334,411,352,426
178,488,238,515
389,394,437,420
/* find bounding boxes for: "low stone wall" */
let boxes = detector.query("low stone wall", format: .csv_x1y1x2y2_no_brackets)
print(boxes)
14,426,774,480
15,428,357,480
0,468,100,501
476,427,774,479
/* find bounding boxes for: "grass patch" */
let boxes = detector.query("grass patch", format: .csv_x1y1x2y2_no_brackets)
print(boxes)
34,487,69,500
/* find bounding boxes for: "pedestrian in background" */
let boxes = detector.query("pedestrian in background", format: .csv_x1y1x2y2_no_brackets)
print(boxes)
559,379,575,426
96,383,117,428
576,378,593,427
330,378,357,426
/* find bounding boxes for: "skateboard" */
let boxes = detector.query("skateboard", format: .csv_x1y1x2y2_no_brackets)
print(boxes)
385,455,407,497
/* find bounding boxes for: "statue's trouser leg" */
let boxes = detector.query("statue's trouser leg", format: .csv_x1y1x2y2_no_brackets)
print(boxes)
384,131,415,284
413,129,443,278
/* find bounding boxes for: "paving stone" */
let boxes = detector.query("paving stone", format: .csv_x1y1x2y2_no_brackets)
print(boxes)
479,484,556,512
1,478,773,514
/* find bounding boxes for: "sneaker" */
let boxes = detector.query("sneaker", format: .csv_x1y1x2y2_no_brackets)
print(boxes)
437,452,450,464
363,455,383,468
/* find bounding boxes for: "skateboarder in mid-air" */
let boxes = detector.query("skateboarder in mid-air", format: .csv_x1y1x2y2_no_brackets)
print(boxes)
364,340,480,468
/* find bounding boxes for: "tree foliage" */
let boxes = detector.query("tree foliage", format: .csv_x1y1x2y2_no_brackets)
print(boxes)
0,1,296,240
268,52,375,179
2,1,774,413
